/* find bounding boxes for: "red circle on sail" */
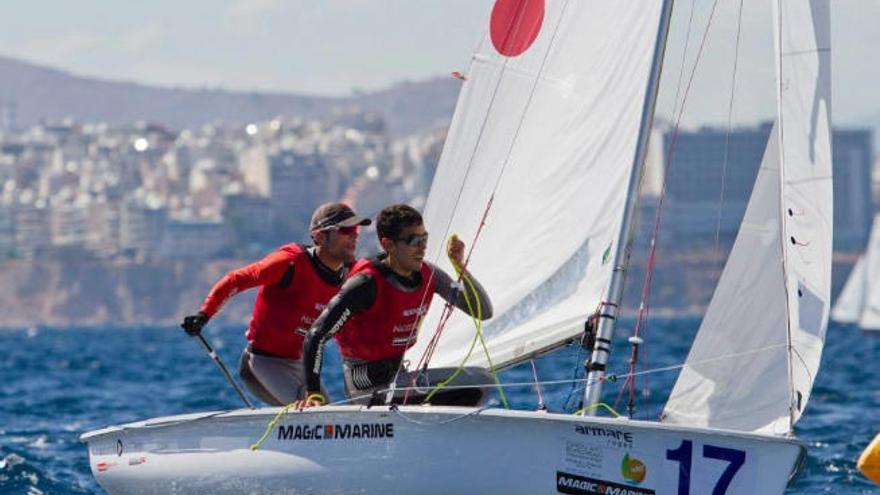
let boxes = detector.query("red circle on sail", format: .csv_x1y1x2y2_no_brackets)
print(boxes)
490,0,545,57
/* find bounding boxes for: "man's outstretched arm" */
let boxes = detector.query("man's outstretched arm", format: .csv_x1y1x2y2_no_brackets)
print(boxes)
434,235,493,320
432,266,493,320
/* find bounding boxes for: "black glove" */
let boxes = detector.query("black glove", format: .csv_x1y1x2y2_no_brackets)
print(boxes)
181,312,210,336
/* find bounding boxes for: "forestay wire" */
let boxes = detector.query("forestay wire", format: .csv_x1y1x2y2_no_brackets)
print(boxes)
622,0,729,418
713,0,746,274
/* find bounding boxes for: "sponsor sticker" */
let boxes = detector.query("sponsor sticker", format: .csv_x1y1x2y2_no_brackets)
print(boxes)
556,471,655,495
128,457,147,466
278,423,394,441
96,461,117,473
564,441,603,472
574,425,634,450
620,453,646,484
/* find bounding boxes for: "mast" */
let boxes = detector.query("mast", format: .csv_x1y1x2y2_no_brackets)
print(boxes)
583,0,675,411
774,0,796,434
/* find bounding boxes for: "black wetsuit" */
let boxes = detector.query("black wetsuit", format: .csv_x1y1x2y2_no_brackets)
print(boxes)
302,256,492,396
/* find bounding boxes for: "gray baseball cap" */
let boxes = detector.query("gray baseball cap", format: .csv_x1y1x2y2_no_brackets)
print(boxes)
309,203,371,231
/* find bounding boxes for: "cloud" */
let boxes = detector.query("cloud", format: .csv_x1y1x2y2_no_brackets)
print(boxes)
15,32,105,67
325,0,371,14
120,24,169,54
221,0,286,36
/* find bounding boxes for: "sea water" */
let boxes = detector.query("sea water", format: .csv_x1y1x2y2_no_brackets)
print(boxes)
0,319,877,494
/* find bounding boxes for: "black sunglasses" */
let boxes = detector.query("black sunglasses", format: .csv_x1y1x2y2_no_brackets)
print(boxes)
321,225,359,236
395,232,429,247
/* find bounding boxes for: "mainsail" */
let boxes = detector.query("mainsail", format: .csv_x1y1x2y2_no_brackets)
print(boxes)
663,0,832,433
406,1,666,369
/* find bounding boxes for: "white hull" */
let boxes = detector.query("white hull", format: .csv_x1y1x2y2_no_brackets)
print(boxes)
82,406,804,495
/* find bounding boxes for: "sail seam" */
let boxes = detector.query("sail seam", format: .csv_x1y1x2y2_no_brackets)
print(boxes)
781,48,831,56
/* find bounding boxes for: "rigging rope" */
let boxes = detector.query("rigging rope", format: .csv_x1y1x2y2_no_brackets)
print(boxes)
625,0,724,419
713,0,746,273
574,402,620,418
250,403,296,451
246,339,790,449
422,239,509,408
385,342,789,405
530,359,546,410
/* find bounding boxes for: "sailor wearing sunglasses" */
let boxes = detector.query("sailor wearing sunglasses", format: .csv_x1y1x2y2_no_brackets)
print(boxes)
180,202,370,406
300,204,494,408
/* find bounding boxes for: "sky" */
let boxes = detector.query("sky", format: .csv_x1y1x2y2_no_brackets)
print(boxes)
1,0,878,128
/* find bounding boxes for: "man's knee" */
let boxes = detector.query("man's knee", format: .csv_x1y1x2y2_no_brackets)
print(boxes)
238,350,284,406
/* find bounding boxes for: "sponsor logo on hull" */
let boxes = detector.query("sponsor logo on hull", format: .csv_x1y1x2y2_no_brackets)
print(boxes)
620,453,646,484
574,425,634,450
565,441,604,472
278,423,394,441
556,471,655,495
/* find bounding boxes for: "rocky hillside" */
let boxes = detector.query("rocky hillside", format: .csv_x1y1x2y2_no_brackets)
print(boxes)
0,56,460,137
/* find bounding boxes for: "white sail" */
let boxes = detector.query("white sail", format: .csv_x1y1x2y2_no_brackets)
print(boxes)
664,0,832,433
407,1,666,369
858,215,880,329
830,255,864,323
830,214,880,329
663,124,792,433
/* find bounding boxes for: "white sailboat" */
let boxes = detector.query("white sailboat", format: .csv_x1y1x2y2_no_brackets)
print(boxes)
81,1,833,494
831,214,880,330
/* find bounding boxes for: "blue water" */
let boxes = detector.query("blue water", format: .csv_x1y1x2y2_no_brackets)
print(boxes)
0,319,877,494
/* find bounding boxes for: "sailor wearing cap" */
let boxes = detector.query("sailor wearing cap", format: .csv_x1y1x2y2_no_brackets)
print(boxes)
300,204,495,408
181,202,370,406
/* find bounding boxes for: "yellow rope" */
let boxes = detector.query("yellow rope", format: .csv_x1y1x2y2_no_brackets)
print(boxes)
423,268,481,402
425,235,509,408
573,402,620,418
250,393,327,451
250,403,295,451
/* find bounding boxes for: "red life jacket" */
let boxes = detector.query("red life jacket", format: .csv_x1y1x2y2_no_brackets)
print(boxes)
246,244,341,359
334,259,436,362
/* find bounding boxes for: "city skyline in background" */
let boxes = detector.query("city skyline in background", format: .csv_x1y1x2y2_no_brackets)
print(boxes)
1,0,878,130
0,1,875,327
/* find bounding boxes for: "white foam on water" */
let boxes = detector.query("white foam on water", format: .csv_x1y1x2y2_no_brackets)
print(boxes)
0,453,25,469
28,436,48,449
62,421,85,432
